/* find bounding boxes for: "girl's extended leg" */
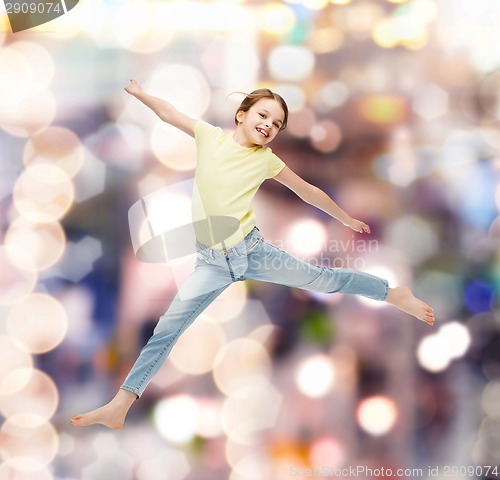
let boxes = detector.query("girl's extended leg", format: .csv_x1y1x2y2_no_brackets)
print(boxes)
245,239,434,325
71,261,233,428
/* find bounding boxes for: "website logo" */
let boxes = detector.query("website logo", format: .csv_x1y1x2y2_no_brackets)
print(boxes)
4,0,79,32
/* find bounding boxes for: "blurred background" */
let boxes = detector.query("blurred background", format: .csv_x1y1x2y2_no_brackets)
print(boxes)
1,0,500,478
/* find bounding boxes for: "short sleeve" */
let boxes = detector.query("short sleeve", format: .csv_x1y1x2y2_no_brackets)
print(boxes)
194,120,223,147
266,149,286,179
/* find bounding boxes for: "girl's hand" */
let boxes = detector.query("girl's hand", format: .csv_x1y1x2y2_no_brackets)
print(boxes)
346,218,371,234
124,79,143,96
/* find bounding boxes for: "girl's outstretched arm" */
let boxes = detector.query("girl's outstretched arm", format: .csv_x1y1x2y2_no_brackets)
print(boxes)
124,79,197,137
274,166,370,233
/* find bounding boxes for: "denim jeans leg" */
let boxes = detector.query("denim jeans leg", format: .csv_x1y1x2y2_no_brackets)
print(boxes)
245,241,388,301
121,269,231,398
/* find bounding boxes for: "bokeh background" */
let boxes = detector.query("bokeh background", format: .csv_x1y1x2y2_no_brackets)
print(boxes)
1,0,500,479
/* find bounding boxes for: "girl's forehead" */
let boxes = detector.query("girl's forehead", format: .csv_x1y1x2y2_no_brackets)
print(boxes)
252,98,285,118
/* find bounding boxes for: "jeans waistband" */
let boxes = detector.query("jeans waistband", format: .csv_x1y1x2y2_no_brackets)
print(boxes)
196,227,262,258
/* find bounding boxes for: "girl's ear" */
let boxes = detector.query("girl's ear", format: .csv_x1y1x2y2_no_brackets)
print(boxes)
236,109,245,125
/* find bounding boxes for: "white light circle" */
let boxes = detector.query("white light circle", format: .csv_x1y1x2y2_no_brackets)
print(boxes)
153,395,199,445
417,334,451,373
438,321,471,359
148,64,211,118
286,219,327,256
268,46,315,82
295,354,335,398
357,396,397,436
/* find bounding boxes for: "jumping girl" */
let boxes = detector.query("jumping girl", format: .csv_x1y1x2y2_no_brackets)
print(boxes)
71,80,434,429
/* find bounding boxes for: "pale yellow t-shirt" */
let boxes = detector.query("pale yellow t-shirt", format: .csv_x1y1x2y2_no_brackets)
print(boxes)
192,120,285,248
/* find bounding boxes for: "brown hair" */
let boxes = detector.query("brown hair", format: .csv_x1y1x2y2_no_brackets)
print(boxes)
234,89,288,131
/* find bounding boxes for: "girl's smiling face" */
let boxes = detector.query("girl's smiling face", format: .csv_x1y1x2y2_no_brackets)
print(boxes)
234,98,286,148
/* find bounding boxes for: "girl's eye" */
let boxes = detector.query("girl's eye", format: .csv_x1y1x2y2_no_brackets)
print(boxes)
273,123,279,128
259,113,265,118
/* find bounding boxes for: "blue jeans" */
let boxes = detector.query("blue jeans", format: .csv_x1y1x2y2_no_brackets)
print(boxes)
121,227,388,397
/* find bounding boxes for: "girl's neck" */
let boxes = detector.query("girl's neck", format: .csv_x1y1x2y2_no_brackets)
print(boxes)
232,128,258,149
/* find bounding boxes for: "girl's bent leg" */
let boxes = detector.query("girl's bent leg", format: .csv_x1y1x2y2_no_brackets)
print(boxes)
121,283,230,398
71,264,232,428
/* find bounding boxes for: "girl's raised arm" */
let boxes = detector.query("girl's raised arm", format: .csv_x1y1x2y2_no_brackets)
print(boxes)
124,79,197,137
274,165,371,234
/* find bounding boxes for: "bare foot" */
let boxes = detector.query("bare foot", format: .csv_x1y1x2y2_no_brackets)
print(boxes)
70,388,137,429
385,286,435,326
